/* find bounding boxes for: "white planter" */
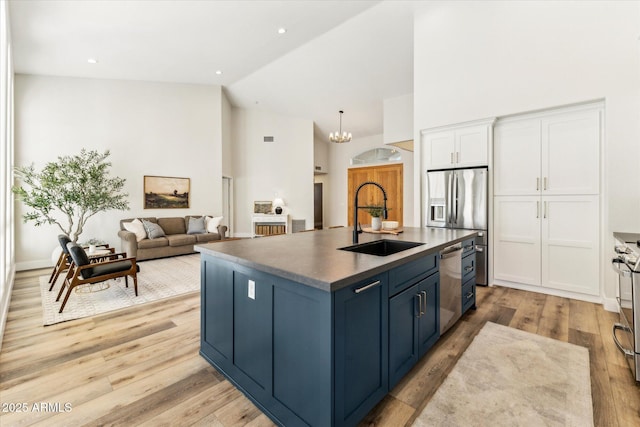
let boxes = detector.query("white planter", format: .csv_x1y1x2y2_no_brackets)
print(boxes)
371,217,382,231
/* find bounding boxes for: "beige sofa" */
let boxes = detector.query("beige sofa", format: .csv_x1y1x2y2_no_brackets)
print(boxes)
118,216,227,261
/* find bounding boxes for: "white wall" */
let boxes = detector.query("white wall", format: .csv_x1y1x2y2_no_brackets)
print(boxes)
413,1,640,303
14,75,223,269
231,108,314,236
327,133,414,228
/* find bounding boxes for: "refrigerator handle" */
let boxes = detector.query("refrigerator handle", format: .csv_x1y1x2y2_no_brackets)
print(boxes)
453,173,459,224
447,172,453,225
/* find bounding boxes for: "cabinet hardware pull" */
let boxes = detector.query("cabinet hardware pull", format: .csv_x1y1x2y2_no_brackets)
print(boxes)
463,245,474,251
536,201,540,218
464,266,474,272
415,293,422,318
465,292,474,300
536,177,539,191
475,246,484,252
421,290,427,315
456,152,460,163
544,177,547,190
544,201,547,219
450,152,454,164
354,280,381,294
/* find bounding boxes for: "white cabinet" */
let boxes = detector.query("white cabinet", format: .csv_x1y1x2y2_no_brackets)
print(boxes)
494,195,599,295
493,196,541,286
494,107,600,196
493,103,602,297
541,196,599,295
422,119,494,170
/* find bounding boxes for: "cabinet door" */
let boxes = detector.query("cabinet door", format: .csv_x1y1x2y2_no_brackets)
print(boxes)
389,283,420,388
493,196,541,285
201,257,233,362
425,130,455,170
494,118,541,196
455,125,488,168
541,109,600,195
417,274,440,358
334,274,388,427
233,271,273,393
541,195,599,295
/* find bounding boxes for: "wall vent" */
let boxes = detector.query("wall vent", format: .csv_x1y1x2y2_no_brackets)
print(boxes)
263,136,275,143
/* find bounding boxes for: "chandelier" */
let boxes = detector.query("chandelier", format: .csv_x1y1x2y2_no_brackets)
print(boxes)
329,110,352,143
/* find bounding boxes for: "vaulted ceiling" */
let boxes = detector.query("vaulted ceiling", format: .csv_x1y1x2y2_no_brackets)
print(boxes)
9,0,416,142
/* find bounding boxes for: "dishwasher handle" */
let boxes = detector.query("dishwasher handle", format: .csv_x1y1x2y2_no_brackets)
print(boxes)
440,243,462,258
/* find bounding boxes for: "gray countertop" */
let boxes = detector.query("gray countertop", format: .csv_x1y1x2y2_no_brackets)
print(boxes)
195,227,478,292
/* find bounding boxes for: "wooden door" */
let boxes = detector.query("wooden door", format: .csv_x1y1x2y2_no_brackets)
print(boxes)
347,163,403,227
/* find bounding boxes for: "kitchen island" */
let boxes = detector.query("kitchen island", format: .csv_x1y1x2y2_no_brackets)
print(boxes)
195,227,477,427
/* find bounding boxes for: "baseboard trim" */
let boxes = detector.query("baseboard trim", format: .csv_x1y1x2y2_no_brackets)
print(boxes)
492,279,604,305
601,297,619,313
16,259,53,272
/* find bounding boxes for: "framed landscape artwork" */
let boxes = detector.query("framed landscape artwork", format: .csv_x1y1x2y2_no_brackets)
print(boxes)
144,175,190,209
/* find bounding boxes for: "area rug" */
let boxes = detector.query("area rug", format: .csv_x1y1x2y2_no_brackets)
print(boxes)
413,322,593,427
40,254,200,325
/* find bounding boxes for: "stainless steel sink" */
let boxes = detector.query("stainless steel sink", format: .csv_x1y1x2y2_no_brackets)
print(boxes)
339,239,425,256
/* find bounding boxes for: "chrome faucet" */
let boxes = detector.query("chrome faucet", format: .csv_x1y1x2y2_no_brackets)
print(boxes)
353,181,388,244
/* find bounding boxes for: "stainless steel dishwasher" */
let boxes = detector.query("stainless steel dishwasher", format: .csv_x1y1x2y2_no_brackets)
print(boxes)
440,242,462,334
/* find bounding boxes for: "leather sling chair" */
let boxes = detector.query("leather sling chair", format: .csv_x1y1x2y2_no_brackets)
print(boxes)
57,243,140,313
48,234,72,290
49,235,121,291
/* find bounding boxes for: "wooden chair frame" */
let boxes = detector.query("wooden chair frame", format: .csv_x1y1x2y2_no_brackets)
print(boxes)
56,255,139,313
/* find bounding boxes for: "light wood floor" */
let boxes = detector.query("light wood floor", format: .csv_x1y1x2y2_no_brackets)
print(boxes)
1,269,639,426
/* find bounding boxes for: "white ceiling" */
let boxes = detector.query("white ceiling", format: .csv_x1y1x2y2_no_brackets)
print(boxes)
9,0,416,142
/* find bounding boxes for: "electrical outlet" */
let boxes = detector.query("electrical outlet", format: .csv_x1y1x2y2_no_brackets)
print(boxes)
248,280,255,300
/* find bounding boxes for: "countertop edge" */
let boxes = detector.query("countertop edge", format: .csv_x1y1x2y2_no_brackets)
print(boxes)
196,229,478,292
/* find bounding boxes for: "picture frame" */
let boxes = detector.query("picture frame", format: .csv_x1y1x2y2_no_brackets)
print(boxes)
144,175,190,209
254,201,272,214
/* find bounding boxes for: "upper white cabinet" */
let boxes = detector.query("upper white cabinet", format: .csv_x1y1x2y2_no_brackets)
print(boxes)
494,106,601,196
422,119,495,170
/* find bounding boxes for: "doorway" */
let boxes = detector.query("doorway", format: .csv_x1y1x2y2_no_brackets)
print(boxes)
314,183,323,230
222,176,233,237
347,163,403,227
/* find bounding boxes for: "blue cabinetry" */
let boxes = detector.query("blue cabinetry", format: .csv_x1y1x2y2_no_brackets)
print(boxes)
461,238,477,314
334,274,388,427
389,272,439,387
200,245,469,427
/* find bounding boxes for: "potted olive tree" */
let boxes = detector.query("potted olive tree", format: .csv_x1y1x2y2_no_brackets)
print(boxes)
12,149,129,243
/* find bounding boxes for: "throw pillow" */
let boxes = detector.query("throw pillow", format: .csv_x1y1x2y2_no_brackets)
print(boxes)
205,216,223,233
141,219,166,239
123,219,147,242
187,216,206,235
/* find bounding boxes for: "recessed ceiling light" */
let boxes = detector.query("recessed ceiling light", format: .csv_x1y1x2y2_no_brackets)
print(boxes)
278,28,287,34
215,70,223,75
87,58,98,64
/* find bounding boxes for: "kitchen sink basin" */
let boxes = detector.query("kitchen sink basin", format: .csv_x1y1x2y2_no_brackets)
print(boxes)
339,239,425,256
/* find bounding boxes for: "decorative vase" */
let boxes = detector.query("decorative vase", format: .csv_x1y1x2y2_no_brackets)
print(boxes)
89,244,96,254
371,216,382,231
275,206,283,214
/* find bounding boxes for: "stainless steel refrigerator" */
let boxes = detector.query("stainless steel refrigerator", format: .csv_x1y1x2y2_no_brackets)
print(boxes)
426,167,488,285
